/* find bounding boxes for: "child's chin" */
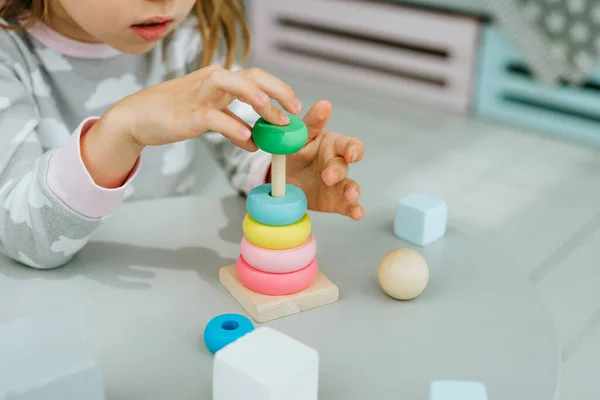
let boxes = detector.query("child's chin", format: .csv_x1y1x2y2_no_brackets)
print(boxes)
111,40,159,55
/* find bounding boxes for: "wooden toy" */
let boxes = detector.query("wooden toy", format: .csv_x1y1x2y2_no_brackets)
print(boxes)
240,235,316,274
245,183,307,226
394,192,447,246
251,115,307,197
219,115,339,323
243,213,311,250
219,265,338,323
429,380,488,400
203,313,254,354
378,248,429,300
213,327,319,400
235,256,318,295
0,315,104,400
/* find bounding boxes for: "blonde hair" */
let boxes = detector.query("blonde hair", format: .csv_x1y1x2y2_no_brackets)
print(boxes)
0,0,251,69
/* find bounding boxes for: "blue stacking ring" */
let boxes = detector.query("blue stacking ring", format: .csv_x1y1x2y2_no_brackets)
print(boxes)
246,183,307,226
203,313,254,354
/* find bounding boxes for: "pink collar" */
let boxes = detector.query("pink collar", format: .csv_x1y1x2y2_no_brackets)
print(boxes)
24,19,121,59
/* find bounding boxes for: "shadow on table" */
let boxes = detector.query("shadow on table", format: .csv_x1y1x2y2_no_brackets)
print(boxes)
0,194,248,291
217,194,245,244
0,241,236,291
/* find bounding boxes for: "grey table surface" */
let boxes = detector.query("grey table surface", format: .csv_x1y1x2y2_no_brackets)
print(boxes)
0,67,570,399
0,182,560,398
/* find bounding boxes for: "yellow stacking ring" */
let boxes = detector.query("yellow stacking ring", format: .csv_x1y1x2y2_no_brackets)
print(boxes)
242,213,311,250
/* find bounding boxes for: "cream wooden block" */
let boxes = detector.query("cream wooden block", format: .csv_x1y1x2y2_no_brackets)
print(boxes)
219,264,339,323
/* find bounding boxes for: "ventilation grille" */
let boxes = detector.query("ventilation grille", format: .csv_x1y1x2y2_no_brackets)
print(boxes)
475,26,600,146
503,63,600,124
248,0,480,113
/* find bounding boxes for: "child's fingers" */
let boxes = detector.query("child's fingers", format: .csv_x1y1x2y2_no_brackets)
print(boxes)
224,109,259,151
334,178,363,220
303,100,332,141
240,68,301,115
342,180,363,221
342,179,361,204
334,135,364,163
195,108,257,151
200,68,284,125
320,156,349,186
347,203,364,221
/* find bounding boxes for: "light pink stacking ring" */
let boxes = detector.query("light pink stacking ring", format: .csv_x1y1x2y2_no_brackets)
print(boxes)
236,255,318,296
240,235,316,273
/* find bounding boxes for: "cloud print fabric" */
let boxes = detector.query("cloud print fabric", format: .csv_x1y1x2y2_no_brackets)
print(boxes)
0,14,271,269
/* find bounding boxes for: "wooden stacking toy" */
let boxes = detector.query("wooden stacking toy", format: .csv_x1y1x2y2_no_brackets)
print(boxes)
219,114,339,323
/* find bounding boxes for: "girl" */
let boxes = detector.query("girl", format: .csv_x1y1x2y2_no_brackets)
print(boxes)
0,0,364,269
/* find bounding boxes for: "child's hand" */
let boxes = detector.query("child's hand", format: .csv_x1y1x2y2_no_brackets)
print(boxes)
108,65,301,151
286,100,364,221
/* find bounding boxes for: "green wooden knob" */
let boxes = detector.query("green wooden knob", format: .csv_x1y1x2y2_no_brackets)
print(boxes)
252,114,308,155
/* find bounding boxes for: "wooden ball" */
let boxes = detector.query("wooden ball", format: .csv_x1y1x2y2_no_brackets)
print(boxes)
378,248,429,300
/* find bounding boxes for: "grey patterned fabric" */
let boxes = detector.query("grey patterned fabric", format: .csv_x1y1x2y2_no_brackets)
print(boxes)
0,14,266,269
485,0,600,84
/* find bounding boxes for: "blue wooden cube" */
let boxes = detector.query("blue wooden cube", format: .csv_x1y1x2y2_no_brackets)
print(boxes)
0,316,104,400
430,380,488,400
394,192,447,246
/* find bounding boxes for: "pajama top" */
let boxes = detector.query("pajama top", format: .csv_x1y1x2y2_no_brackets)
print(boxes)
0,14,271,269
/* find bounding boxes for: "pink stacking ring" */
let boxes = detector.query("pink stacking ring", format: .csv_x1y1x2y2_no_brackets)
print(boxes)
236,255,318,295
240,235,316,273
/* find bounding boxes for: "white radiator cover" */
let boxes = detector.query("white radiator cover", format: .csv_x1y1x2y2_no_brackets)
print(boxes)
247,0,481,113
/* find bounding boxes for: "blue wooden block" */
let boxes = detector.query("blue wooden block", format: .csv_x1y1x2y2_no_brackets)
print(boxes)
394,192,447,246
474,25,600,147
430,380,488,400
0,316,104,400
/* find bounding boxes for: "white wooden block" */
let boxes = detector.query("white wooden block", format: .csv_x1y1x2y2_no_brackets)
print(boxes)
213,327,319,400
0,316,104,400
219,264,339,323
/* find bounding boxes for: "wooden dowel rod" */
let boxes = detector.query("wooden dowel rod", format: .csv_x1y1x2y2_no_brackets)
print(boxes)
271,154,286,197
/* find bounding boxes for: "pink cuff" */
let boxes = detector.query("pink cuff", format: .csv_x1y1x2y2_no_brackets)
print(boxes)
46,117,140,218
247,151,272,194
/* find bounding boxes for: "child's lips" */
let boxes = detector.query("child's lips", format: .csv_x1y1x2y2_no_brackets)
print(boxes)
131,19,172,41
134,15,173,25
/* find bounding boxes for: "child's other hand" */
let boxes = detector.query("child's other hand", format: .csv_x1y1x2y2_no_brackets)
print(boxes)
108,65,301,151
287,100,364,221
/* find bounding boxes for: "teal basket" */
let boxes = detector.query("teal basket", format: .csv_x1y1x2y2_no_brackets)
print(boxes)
474,25,600,147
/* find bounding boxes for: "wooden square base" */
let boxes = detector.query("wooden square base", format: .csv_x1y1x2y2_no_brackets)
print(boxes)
218,264,339,323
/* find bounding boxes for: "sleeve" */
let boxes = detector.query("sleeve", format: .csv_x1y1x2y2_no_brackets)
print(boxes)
169,15,272,195
0,59,139,269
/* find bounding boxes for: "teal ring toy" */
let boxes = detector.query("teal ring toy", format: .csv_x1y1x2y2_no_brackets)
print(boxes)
203,313,254,354
246,183,307,226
